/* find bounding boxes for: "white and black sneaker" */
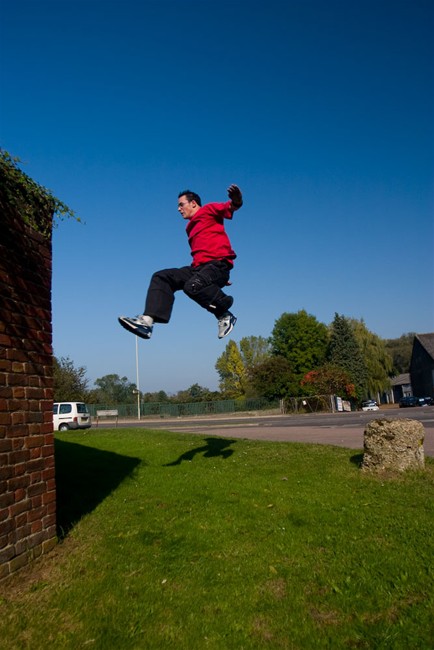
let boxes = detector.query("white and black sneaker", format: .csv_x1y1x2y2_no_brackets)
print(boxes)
118,315,153,340
218,312,237,339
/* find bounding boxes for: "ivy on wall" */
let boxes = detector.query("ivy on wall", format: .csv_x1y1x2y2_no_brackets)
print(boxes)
0,149,78,236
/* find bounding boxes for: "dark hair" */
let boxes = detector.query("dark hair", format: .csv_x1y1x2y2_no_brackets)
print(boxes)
178,189,202,206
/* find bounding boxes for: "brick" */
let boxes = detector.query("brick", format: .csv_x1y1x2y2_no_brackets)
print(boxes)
0,334,12,347
0,545,15,564
45,502,56,516
42,469,55,483
0,492,14,509
42,537,57,554
25,435,45,449
0,519,15,537
25,531,44,550
8,450,29,465
9,552,31,573
42,490,56,505
42,513,56,528
8,475,30,491
9,499,31,518
26,459,45,472
11,412,25,425
0,413,12,426
28,507,45,523
31,520,42,534
0,465,14,480
0,439,12,452
0,563,10,579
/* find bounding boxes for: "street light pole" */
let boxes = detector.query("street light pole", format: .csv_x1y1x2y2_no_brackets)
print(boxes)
135,336,140,420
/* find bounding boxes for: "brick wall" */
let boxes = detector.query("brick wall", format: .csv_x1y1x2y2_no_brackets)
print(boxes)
0,203,57,579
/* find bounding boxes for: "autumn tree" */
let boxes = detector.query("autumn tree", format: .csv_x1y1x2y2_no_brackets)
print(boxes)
301,365,356,399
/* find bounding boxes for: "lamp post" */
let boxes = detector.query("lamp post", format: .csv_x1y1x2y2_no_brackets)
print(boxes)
135,336,140,420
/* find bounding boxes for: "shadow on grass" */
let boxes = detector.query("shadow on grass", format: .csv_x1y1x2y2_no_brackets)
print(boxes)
350,452,364,468
55,439,141,539
164,437,237,466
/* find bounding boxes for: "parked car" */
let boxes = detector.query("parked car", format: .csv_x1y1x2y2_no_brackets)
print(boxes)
53,402,92,431
399,396,419,408
361,400,379,411
418,396,434,406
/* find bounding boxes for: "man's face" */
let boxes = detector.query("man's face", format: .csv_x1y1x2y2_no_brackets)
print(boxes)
177,195,198,220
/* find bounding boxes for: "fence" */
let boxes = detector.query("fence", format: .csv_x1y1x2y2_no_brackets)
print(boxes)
280,395,350,414
87,398,279,419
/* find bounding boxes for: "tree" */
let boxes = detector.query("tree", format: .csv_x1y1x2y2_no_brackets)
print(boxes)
350,319,393,398
142,390,169,403
327,314,367,400
270,310,329,394
53,356,89,402
249,356,294,401
215,340,248,398
301,365,356,399
174,384,218,402
239,336,271,369
90,374,138,404
385,333,415,374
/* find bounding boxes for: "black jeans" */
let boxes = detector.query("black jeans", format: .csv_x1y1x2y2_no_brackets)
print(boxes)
144,260,233,323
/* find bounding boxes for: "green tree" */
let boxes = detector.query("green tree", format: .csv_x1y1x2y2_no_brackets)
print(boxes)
174,384,218,402
249,356,294,401
53,356,89,402
327,314,367,400
239,336,271,368
215,340,248,398
90,374,138,404
142,390,169,403
385,332,415,374
270,310,329,394
350,319,393,398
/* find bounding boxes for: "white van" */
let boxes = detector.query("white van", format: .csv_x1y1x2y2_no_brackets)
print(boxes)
53,402,92,431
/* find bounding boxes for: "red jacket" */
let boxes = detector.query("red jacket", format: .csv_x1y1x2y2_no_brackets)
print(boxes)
186,201,237,267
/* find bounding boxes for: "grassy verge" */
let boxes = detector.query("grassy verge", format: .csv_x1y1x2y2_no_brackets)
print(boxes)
1,429,433,649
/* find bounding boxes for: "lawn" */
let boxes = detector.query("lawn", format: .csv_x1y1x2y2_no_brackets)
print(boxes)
1,428,433,649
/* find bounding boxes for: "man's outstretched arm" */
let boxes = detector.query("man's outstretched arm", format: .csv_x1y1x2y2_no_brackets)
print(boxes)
227,184,243,211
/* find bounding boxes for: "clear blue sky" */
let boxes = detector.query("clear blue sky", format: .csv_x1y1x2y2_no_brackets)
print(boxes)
1,0,433,394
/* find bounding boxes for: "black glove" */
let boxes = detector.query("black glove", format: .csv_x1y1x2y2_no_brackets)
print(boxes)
227,184,243,209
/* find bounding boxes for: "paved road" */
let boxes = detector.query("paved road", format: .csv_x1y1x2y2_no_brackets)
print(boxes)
108,407,434,457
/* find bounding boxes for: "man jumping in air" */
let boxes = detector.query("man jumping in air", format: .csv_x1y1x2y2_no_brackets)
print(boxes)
118,183,243,340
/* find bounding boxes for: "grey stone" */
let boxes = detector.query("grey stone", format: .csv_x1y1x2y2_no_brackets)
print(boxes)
362,418,425,472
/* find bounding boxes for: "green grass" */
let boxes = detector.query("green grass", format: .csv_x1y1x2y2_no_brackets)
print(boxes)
1,429,433,649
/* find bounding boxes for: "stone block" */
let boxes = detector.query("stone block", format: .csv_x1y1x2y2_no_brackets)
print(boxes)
362,418,425,472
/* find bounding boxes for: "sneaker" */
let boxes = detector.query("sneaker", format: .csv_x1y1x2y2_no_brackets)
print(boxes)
118,315,153,340
218,312,237,339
